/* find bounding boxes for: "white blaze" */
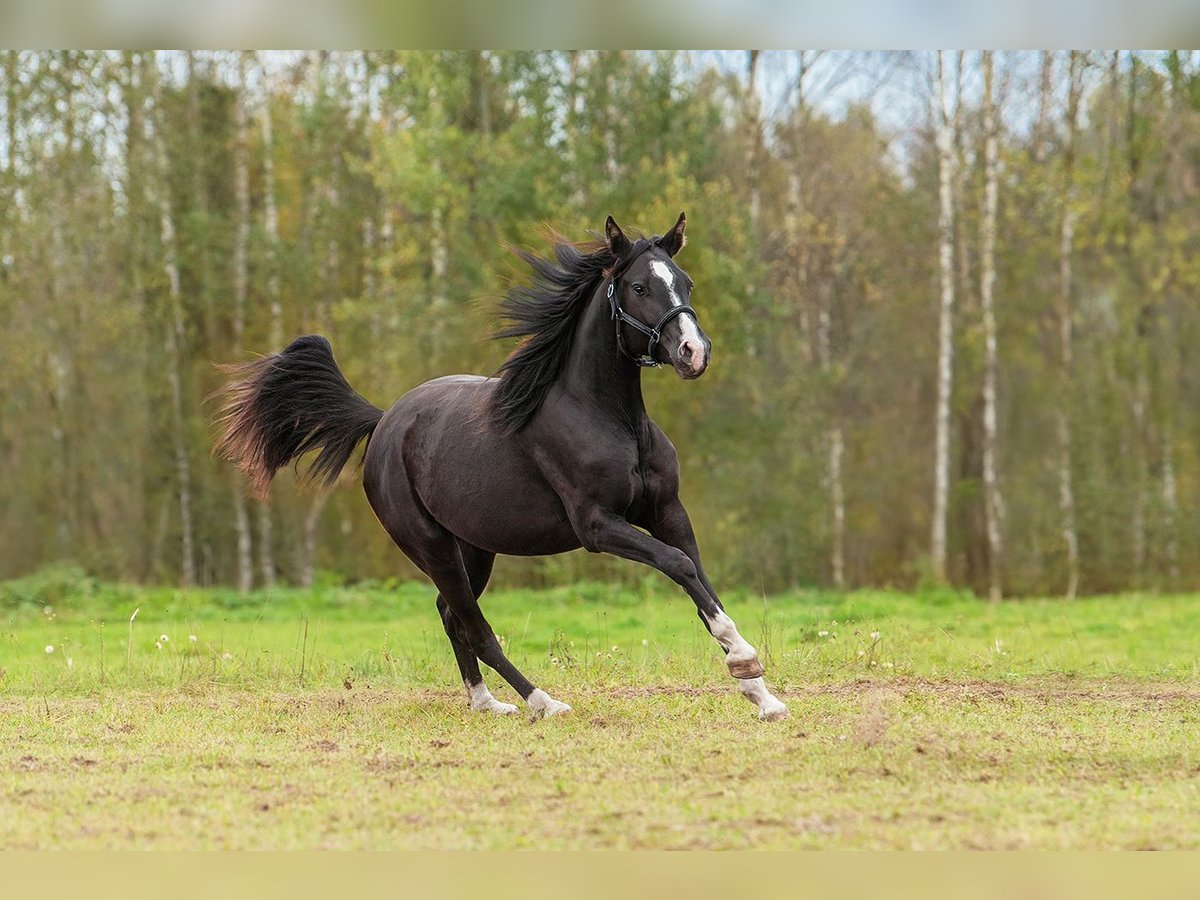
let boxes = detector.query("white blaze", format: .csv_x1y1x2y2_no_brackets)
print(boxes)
649,259,705,360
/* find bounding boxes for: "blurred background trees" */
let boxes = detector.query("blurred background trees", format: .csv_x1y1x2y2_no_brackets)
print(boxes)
2,50,1198,597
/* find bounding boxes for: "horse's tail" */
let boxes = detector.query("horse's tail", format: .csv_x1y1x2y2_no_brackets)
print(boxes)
214,335,384,499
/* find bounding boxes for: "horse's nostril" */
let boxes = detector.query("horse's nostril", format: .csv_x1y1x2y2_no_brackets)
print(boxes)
680,340,696,361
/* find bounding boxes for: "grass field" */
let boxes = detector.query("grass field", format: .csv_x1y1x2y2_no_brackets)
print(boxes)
2,566,1199,849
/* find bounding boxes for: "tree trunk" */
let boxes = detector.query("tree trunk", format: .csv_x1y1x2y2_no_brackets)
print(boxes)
121,52,153,581
1033,51,1052,163
256,61,281,589
979,51,1004,602
816,280,845,589
185,52,217,347
230,51,254,592
146,53,196,588
298,52,339,588
745,50,762,229
300,491,329,589
1162,425,1179,584
4,51,15,193
1056,50,1082,600
930,51,957,584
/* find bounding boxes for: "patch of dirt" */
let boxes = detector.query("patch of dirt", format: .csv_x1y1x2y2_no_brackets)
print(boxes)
853,687,893,748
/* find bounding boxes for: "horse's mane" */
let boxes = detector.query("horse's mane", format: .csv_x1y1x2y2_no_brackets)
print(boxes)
488,235,616,433
490,228,665,433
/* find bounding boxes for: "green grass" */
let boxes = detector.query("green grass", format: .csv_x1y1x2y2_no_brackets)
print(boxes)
2,567,1200,848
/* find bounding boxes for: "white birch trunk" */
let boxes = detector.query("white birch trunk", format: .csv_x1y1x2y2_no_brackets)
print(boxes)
147,53,196,588
230,51,254,592
930,51,957,584
1057,51,1082,599
1131,370,1148,581
979,51,1004,602
257,63,280,589
1162,426,1179,583
603,52,620,183
746,50,762,229
1034,52,1053,163
300,491,329,589
817,284,845,589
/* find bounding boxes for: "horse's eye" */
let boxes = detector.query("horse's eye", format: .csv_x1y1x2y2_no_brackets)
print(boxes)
632,283,645,295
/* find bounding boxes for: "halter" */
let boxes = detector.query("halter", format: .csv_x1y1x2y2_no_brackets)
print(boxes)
606,246,700,368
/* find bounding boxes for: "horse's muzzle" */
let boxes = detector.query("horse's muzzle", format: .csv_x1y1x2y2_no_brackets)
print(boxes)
675,338,710,379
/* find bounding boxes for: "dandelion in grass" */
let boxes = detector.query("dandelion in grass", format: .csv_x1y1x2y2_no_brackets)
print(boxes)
66,656,74,669
155,641,162,650
222,652,232,661
641,639,649,647
44,644,54,654
857,649,865,657
818,630,829,637
611,645,619,652
870,631,881,641
159,634,169,643
189,635,197,643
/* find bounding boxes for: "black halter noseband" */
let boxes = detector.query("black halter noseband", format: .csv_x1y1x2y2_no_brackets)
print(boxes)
606,244,699,368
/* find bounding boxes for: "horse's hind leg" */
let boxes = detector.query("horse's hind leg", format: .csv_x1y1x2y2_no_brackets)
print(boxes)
436,544,517,715
424,540,570,719
369,466,569,718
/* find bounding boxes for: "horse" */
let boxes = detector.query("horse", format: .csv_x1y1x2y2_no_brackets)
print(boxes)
215,213,788,721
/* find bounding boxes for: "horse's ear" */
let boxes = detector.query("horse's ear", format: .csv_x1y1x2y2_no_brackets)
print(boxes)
605,215,632,258
661,211,687,257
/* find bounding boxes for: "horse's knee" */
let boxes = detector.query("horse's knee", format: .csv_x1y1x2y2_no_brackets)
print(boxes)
664,548,697,584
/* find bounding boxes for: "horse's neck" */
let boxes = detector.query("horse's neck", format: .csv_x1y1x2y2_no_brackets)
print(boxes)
560,286,646,429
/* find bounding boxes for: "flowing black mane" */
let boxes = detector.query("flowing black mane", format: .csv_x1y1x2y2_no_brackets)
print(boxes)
488,239,598,432
490,233,663,433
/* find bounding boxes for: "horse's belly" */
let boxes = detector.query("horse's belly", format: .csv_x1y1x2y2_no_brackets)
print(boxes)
423,457,581,556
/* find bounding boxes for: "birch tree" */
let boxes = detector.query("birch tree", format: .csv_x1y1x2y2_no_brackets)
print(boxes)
146,52,196,588
254,57,283,588
1056,50,1083,599
979,51,1004,601
930,51,957,584
230,51,254,592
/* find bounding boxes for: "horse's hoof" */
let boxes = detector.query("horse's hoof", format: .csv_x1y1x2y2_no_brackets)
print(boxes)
759,699,789,722
727,655,766,680
474,699,520,716
526,689,571,721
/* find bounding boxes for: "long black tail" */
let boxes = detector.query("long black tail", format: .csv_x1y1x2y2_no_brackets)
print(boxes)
215,335,383,499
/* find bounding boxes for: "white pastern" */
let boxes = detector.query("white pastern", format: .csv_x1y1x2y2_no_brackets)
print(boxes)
739,677,789,721
649,259,705,357
526,688,571,720
466,680,519,715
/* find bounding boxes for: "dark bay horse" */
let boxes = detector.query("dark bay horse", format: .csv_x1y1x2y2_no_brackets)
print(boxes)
217,213,788,721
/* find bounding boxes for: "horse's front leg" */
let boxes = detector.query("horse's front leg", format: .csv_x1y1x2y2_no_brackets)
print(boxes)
575,506,788,721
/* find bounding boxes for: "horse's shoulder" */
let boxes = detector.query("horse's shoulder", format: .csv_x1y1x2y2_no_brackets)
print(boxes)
642,419,681,493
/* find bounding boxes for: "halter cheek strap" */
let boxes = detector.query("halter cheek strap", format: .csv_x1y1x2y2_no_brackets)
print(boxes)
607,279,699,368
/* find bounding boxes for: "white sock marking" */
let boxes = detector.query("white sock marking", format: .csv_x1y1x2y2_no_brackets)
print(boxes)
526,688,571,719
466,680,518,715
738,677,789,721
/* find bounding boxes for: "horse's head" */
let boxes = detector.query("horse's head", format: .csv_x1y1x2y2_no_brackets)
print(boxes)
605,213,711,379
